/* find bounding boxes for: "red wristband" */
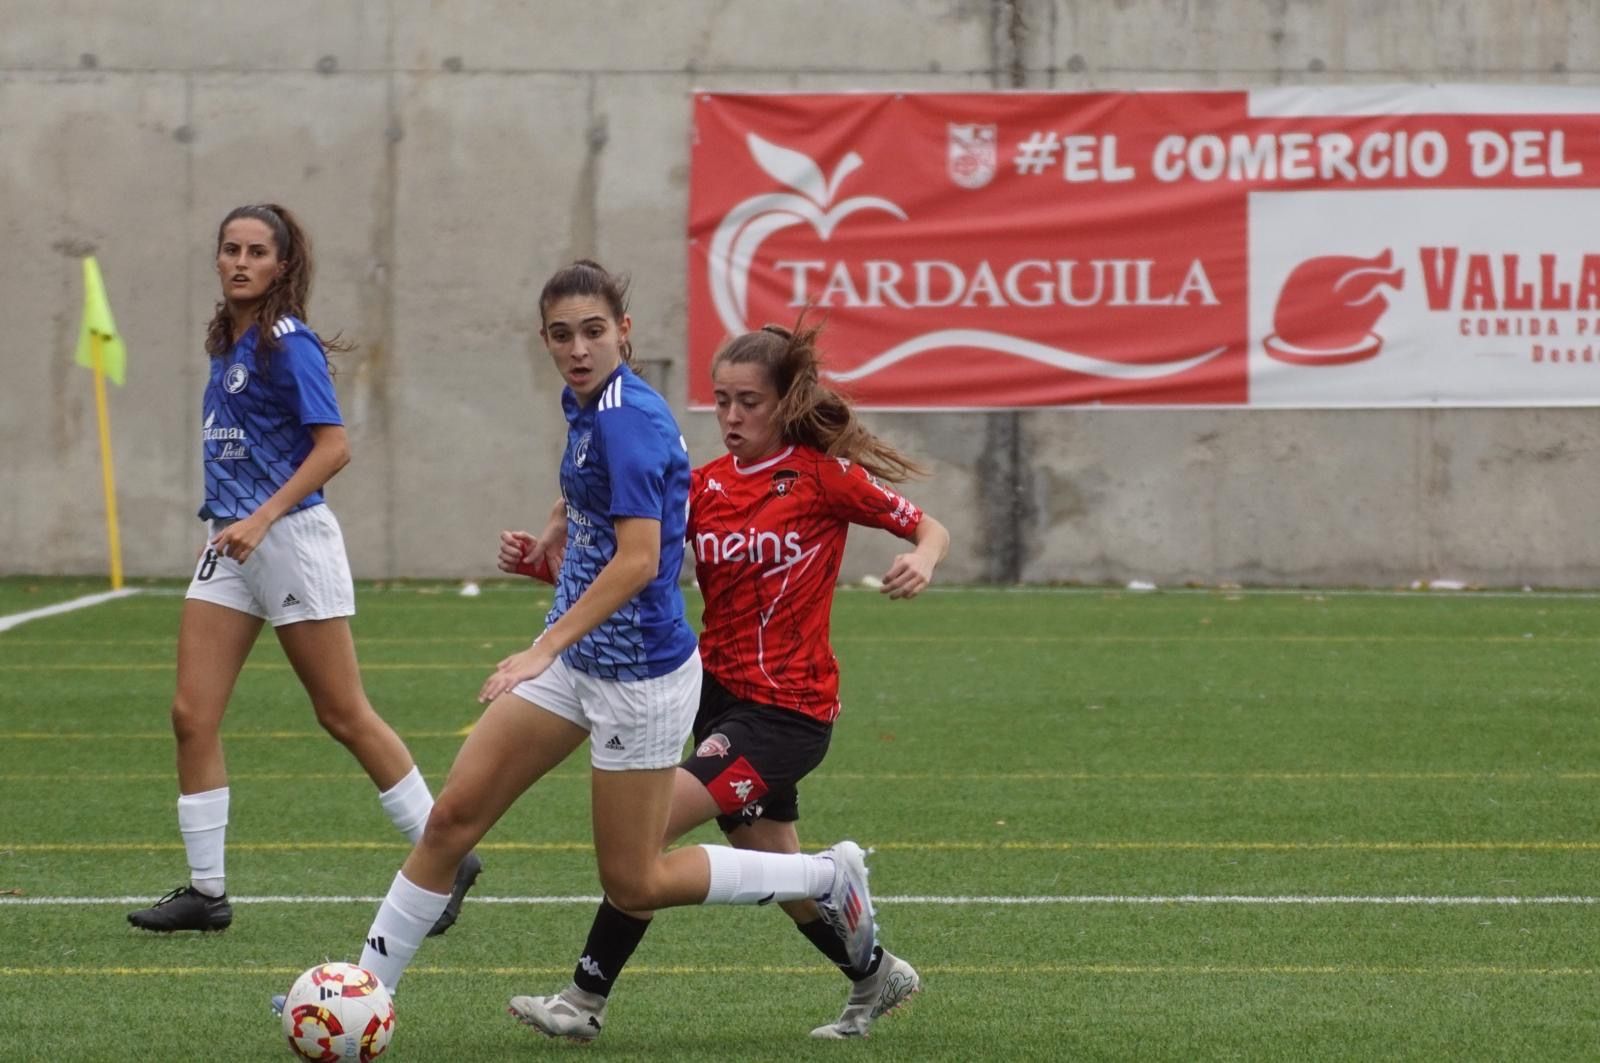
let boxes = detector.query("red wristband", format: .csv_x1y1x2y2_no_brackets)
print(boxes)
515,555,556,585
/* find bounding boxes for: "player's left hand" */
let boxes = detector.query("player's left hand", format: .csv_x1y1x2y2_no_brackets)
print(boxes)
210,513,271,564
880,552,935,599
479,641,556,703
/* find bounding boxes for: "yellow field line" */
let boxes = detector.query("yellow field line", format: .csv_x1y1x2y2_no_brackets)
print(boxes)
0,637,529,646
8,839,1600,854
3,633,1599,654
0,962,1591,978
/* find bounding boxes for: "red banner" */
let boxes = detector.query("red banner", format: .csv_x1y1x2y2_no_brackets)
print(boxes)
687,89,1600,408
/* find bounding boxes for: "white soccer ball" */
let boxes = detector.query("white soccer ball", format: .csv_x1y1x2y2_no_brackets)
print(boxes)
281,962,395,1062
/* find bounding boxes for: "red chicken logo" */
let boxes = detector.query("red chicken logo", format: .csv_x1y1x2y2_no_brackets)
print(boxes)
1264,250,1405,366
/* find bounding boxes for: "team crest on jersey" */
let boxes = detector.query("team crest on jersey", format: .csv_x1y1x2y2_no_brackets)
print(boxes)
574,432,592,468
771,469,799,496
695,733,731,759
224,363,249,394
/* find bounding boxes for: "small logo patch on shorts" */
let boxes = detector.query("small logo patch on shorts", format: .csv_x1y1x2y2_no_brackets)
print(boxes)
695,732,731,759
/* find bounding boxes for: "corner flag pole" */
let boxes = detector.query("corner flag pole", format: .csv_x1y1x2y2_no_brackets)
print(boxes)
75,256,127,591
89,331,124,590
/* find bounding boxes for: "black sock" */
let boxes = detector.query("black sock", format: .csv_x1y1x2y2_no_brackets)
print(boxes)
797,918,883,982
571,898,652,998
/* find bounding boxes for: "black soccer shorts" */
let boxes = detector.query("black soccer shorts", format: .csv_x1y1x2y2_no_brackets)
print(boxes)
682,673,834,833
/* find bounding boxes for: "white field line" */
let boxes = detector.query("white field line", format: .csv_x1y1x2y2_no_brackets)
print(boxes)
0,589,141,633
5,893,1599,907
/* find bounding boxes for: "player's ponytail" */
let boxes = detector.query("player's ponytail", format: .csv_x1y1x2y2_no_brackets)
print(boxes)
713,316,925,483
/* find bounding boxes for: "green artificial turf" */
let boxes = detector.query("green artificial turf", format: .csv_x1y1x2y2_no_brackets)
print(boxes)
5,581,1600,1060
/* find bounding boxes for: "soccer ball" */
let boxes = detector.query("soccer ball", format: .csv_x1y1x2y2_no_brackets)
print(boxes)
281,962,395,1062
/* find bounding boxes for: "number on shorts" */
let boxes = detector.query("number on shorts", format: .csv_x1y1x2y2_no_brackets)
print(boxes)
196,548,219,582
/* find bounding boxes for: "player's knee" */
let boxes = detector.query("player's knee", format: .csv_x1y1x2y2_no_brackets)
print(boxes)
169,694,216,745
419,792,479,855
596,865,664,912
310,696,370,744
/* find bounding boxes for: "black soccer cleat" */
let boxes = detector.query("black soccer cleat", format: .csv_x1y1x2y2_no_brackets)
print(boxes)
127,886,233,932
427,851,483,937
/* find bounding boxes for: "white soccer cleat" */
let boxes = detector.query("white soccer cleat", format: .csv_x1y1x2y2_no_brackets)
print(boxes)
816,840,877,973
810,950,921,1040
508,985,607,1042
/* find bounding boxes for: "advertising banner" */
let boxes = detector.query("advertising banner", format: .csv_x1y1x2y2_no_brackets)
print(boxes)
687,88,1600,408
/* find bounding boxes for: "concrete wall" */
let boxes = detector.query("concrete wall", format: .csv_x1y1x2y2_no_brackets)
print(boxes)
2,0,1596,586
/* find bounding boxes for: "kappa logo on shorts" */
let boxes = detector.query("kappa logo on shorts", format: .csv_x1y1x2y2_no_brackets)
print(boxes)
604,735,625,751
709,755,769,815
281,593,301,608
695,732,731,759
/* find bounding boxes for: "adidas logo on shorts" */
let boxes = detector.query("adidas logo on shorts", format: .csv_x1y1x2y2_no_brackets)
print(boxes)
604,735,625,751
281,593,301,608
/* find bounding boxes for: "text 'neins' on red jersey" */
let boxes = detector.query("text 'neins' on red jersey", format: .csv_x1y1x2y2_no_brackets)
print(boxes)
688,445,922,723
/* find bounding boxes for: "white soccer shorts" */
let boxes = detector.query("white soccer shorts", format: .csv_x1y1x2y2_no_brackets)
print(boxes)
184,505,356,627
511,652,702,771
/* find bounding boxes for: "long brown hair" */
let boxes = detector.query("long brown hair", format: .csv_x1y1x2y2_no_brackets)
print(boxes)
204,203,350,371
713,317,926,483
538,259,634,364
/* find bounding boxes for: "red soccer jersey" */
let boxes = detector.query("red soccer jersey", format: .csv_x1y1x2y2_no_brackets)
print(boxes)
688,444,923,723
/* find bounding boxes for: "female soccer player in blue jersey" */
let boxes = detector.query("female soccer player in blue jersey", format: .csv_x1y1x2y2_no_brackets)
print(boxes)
127,204,479,935
499,320,948,1041
340,262,878,1036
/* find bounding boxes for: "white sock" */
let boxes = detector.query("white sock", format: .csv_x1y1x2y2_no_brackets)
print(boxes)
377,765,434,845
359,871,449,992
178,787,229,897
699,845,833,905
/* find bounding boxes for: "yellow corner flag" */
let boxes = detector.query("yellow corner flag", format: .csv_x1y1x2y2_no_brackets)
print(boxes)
74,255,126,589
75,256,126,386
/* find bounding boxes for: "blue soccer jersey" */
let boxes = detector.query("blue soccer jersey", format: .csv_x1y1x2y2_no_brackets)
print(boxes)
549,364,697,680
198,317,343,521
